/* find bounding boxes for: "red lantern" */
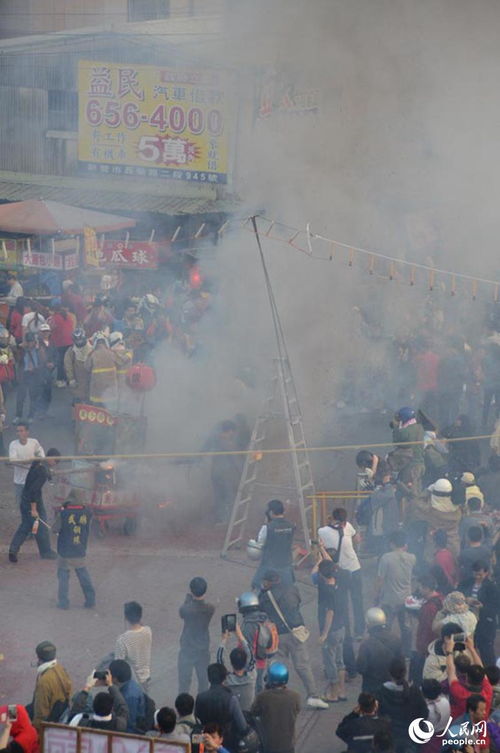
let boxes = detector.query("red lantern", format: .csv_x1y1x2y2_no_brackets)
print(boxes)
126,363,156,392
189,265,203,290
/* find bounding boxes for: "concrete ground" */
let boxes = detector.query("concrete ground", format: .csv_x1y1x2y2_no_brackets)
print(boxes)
0,385,386,753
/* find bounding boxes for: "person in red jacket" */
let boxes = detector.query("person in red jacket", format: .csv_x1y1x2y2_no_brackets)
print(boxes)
411,574,443,684
0,705,39,753
62,283,87,324
9,298,28,345
48,302,75,387
433,529,458,590
444,634,492,719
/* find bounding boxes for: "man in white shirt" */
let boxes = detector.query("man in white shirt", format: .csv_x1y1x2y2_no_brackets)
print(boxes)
318,507,365,638
9,422,45,506
115,601,152,692
21,306,47,336
5,273,23,307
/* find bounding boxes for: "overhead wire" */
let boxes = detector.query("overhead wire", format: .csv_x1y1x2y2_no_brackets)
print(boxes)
0,431,493,464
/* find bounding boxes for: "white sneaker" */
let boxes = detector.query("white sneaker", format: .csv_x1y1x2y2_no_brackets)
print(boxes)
55,380,66,388
306,696,329,709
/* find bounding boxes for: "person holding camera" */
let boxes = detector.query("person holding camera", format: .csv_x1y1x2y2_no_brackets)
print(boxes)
318,507,365,638
0,705,38,753
422,622,472,683
69,670,128,731
444,634,493,719
216,622,256,712
459,560,500,667
178,577,215,695
251,500,295,591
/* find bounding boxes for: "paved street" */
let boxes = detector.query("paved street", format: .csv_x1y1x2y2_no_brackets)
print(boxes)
0,386,384,753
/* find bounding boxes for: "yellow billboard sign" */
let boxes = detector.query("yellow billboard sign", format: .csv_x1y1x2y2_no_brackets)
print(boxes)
78,61,230,184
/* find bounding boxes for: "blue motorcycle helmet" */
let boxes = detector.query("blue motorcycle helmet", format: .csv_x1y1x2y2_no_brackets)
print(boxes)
397,406,416,423
266,662,289,687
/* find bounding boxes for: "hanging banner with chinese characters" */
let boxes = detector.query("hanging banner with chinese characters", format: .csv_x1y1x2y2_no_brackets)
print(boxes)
99,240,159,269
22,250,79,271
83,226,100,267
78,61,230,184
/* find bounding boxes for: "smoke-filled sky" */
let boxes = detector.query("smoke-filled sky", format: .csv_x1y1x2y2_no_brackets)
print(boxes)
146,0,500,464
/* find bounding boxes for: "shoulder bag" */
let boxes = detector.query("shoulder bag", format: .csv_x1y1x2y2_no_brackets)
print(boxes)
267,590,310,643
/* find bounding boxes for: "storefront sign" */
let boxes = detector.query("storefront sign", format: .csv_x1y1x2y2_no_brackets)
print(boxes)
78,61,230,183
22,250,79,270
100,240,159,269
53,238,80,254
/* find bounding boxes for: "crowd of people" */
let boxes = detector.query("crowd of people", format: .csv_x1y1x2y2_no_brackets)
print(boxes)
6,273,500,753
5,450,500,753
0,265,211,436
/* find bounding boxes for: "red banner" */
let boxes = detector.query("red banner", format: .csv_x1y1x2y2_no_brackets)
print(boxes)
75,403,116,426
100,240,159,269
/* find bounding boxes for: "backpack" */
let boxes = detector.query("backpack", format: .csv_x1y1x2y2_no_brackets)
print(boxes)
189,721,205,753
47,699,69,723
137,693,156,733
239,711,264,753
256,620,279,660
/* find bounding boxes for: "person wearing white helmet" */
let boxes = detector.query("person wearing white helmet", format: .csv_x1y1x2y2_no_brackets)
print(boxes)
356,608,403,694
413,478,461,557
85,332,120,413
37,322,56,419
64,328,92,403
109,332,132,412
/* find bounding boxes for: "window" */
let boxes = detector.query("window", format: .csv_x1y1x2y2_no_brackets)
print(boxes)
128,0,170,21
48,90,78,131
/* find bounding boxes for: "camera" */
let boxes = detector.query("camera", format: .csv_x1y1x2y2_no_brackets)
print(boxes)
93,670,108,681
221,613,237,633
7,706,17,722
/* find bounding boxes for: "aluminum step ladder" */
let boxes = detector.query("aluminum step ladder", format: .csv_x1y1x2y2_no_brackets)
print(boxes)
221,353,316,557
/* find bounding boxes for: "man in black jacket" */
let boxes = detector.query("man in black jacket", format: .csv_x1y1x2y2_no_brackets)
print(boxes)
356,608,403,694
9,448,60,562
53,493,95,609
195,663,248,752
70,670,128,731
459,560,500,666
251,500,295,589
178,577,215,694
336,693,390,753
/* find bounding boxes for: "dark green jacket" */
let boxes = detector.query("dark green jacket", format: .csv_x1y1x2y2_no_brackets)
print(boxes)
392,422,424,464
